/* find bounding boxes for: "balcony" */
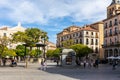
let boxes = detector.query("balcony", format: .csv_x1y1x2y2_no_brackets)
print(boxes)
95,43,98,45
85,34,90,37
95,35,98,38
104,34,108,38
79,35,82,38
114,23,118,26
102,42,120,48
113,31,118,36
91,43,94,45
109,33,112,36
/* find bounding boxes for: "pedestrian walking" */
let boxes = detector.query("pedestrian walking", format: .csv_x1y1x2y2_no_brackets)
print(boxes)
43,60,47,70
40,59,44,70
83,60,86,68
2,58,6,66
112,60,117,70
95,59,99,68
40,59,47,70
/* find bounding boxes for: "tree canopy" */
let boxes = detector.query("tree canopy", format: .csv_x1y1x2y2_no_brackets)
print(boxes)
62,39,74,48
1,48,16,57
15,45,29,57
46,48,61,58
30,49,42,58
12,28,48,46
0,36,11,58
70,44,92,57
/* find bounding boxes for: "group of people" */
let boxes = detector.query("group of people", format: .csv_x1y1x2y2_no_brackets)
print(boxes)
0,58,17,67
80,59,99,68
112,60,118,70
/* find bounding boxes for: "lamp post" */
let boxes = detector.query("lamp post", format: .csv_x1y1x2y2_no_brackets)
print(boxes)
43,37,46,59
42,32,46,59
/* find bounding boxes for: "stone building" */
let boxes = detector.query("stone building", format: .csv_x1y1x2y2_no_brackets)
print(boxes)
103,0,120,58
57,22,104,59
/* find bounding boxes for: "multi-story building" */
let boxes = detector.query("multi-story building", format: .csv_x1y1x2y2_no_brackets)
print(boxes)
57,22,104,59
103,0,120,58
46,41,56,50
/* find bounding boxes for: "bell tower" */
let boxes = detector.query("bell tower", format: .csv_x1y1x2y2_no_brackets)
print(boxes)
107,0,120,18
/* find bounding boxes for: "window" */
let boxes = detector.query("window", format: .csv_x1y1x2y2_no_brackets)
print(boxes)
76,33,78,36
105,30,107,37
110,29,112,36
79,32,82,37
86,31,88,35
114,19,118,25
91,39,94,45
95,39,98,45
76,39,78,44
115,38,117,43
110,38,112,44
91,32,93,35
104,23,107,28
105,40,107,45
3,33,6,37
80,39,82,44
109,21,112,27
73,34,75,37
115,27,117,35
86,38,89,44
96,33,98,38
66,56,72,65
95,47,98,53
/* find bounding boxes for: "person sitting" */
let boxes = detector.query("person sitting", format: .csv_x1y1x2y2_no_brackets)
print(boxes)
11,59,17,67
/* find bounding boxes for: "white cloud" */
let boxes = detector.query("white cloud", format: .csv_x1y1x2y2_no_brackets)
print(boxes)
0,0,111,24
0,0,112,43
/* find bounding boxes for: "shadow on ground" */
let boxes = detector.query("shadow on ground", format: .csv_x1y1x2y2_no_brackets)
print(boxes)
38,63,120,80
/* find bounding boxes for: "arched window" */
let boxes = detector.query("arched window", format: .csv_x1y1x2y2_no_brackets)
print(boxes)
109,21,112,27
96,39,98,45
91,39,94,45
114,19,118,25
110,29,112,36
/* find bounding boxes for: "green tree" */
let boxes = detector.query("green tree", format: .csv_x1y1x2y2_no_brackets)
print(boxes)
41,32,49,43
46,49,54,58
70,44,92,57
2,48,16,58
15,45,29,57
0,36,10,57
46,48,61,58
12,31,26,43
30,49,42,58
52,48,61,58
12,28,48,68
62,39,74,48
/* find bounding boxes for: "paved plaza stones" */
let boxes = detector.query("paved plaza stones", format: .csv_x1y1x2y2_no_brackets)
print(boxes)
0,62,120,80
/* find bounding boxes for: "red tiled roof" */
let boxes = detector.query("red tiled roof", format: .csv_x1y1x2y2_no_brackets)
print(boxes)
81,26,98,32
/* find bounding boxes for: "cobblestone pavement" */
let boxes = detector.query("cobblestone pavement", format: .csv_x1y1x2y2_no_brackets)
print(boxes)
0,62,120,80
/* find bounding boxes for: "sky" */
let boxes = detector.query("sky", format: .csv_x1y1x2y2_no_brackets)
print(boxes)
0,0,111,44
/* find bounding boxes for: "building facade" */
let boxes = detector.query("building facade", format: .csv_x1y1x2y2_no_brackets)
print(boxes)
103,0,120,59
0,22,25,49
57,22,104,59
46,41,56,50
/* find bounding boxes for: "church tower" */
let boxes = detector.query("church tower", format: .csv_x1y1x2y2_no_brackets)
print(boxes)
107,0,120,18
